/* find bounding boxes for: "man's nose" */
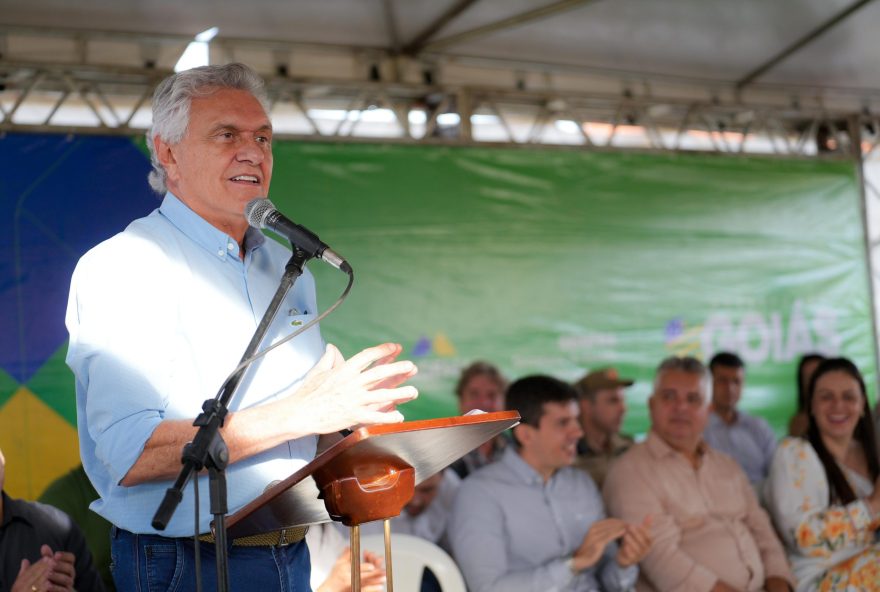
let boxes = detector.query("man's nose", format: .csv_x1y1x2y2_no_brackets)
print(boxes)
236,137,265,164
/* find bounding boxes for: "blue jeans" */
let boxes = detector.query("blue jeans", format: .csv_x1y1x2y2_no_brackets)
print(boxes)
110,527,311,592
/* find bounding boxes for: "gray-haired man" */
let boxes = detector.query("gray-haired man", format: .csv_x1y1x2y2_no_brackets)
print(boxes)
66,63,418,591
603,357,793,592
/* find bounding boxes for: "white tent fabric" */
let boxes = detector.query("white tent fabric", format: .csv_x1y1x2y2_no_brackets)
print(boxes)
1,0,879,107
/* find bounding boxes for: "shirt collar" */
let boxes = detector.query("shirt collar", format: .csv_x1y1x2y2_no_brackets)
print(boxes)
708,408,739,427
158,192,266,260
501,446,550,486
578,432,630,455
609,432,633,451
646,430,707,460
0,491,31,528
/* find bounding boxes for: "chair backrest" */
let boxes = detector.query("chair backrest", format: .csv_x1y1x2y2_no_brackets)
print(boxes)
360,533,467,592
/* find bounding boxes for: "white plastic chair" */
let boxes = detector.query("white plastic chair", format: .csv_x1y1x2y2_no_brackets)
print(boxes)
360,533,467,592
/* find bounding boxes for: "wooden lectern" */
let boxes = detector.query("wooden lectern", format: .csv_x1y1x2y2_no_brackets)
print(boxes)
224,411,519,591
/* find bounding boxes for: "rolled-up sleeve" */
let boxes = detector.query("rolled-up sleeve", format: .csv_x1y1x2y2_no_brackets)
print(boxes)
67,240,173,486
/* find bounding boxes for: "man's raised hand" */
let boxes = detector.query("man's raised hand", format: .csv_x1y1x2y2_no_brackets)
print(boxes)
288,342,418,435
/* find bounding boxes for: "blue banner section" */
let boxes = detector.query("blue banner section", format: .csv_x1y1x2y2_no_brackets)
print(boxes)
0,133,157,383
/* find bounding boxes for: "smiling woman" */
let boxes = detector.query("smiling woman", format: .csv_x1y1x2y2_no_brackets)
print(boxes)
764,358,880,592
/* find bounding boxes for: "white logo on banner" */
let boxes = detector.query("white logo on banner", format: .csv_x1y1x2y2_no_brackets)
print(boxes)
557,333,619,362
700,300,841,364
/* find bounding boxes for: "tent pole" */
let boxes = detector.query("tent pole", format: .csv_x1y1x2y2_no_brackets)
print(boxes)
850,115,880,402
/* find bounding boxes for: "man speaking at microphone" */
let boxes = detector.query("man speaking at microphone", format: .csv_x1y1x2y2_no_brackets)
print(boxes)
65,63,418,591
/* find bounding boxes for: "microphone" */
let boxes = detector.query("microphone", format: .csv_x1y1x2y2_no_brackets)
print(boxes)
245,198,351,273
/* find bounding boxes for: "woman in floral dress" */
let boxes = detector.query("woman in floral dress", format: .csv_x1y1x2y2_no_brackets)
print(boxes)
765,358,880,591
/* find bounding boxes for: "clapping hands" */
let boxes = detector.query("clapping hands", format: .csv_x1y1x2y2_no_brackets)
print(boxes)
11,545,75,592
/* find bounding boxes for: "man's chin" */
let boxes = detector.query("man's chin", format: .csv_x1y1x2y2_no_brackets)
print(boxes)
227,183,267,202
660,430,697,446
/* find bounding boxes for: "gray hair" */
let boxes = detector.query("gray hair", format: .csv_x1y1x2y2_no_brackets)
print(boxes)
146,63,270,194
653,356,711,403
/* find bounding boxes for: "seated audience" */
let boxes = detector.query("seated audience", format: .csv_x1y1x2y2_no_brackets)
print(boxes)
306,523,385,592
0,448,105,592
604,356,794,592
355,468,460,552
38,464,114,591
450,375,651,592
572,367,635,488
449,361,509,479
764,357,880,591
338,469,460,592
788,353,826,437
702,352,777,486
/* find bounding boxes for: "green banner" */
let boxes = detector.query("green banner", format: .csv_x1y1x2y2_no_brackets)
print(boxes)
3,135,873,495
268,143,875,437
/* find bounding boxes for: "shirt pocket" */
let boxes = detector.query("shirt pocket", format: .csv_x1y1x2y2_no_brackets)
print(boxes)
280,312,323,353
673,511,706,531
271,311,325,379
705,465,749,518
663,494,708,531
269,309,322,346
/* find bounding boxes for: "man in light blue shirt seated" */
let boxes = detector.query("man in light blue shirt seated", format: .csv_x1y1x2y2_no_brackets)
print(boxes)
702,352,777,486
65,63,418,592
449,375,651,592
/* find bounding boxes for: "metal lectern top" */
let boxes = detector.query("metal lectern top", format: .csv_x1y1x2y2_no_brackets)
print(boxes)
224,411,520,538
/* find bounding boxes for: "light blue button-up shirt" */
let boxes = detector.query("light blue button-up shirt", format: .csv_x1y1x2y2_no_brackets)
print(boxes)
66,193,324,536
703,410,777,485
449,447,637,592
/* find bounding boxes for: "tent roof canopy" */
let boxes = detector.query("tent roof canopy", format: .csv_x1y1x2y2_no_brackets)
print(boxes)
2,0,878,100
1,0,878,153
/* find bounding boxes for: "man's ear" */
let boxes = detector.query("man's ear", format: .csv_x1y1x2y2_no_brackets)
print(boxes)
647,394,657,416
578,397,592,419
513,423,533,448
153,135,178,185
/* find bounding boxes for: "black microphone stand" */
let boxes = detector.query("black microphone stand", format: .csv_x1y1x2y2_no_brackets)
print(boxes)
152,247,311,592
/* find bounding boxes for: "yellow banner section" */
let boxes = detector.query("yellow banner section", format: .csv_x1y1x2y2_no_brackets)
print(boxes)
0,387,81,500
